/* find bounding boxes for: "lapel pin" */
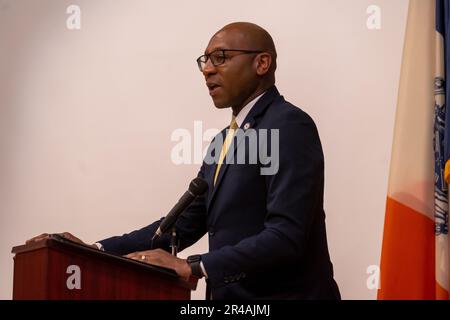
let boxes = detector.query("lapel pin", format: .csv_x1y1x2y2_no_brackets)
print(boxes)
244,122,251,130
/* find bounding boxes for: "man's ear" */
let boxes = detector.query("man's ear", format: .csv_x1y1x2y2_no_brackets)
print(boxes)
255,53,272,76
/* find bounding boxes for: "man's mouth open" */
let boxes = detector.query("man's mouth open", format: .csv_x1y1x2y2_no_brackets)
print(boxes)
207,83,221,96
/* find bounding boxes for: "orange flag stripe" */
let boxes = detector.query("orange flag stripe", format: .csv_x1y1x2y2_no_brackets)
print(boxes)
378,196,435,299
436,280,449,300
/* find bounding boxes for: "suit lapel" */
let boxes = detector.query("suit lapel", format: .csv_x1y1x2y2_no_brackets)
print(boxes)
206,86,281,212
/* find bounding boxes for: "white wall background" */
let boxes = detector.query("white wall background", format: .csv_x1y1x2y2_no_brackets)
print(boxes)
0,0,409,299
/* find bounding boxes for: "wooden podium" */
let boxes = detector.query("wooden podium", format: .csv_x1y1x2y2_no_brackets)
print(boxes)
11,235,197,300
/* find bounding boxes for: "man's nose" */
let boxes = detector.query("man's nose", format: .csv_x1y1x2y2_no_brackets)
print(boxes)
202,58,216,77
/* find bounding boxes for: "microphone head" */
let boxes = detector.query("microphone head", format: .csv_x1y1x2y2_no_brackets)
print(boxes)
189,177,208,196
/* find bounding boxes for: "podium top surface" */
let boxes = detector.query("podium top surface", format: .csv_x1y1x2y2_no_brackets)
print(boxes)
12,234,197,290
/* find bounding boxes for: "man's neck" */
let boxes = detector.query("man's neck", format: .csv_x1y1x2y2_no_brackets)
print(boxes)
231,85,271,116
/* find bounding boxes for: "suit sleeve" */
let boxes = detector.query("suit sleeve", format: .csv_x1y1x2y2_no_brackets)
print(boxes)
201,111,325,289
99,164,209,255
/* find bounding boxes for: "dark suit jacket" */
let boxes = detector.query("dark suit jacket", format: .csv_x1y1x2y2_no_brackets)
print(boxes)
100,86,341,300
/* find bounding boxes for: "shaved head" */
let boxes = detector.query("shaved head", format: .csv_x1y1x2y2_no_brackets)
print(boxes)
213,22,277,76
216,23,277,61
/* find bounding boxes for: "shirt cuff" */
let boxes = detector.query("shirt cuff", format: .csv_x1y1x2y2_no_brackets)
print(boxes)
200,261,208,279
94,242,104,251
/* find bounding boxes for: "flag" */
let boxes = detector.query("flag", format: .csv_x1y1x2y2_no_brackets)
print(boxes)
436,0,450,300
378,0,449,299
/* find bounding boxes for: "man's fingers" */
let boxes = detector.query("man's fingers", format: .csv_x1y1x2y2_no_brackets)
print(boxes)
57,232,85,245
26,232,87,246
124,250,186,279
125,252,141,259
26,233,49,244
125,252,152,263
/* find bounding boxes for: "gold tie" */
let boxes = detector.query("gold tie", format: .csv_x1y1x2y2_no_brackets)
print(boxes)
214,117,238,186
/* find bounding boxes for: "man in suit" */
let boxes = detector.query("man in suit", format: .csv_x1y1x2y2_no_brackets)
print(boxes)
28,22,340,299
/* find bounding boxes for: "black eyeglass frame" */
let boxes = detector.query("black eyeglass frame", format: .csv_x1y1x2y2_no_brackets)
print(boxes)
196,49,264,71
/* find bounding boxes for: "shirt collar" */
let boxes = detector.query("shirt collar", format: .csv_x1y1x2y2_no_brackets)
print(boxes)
234,92,266,127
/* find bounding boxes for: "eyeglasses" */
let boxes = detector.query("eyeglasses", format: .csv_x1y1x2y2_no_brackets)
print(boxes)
196,49,263,72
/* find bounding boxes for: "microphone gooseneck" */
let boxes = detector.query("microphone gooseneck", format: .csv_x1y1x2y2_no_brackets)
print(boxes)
152,177,208,240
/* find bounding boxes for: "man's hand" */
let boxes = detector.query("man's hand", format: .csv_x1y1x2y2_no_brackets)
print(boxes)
26,232,98,249
125,249,192,281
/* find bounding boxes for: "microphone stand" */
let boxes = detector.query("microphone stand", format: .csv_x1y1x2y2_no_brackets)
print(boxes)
169,226,179,257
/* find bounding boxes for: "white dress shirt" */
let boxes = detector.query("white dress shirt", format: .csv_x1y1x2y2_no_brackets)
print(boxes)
234,92,265,127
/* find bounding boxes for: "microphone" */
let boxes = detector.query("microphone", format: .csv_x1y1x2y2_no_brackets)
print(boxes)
152,177,208,240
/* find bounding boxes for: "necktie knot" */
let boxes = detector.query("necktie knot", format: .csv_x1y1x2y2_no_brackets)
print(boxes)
229,117,238,130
